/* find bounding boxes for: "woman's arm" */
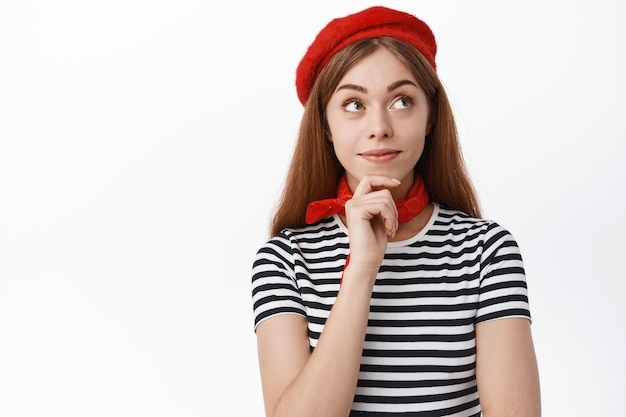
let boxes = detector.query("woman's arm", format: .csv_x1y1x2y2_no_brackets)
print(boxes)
255,175,401,417
476,318,541,417
256,264,376,417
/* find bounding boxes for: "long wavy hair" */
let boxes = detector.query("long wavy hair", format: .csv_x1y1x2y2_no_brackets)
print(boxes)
270,37,481,237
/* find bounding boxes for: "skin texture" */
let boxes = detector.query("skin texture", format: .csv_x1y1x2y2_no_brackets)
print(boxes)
325,48,430,201
255,48,541,417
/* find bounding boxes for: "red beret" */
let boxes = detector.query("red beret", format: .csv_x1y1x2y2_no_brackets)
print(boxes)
295,6,437,105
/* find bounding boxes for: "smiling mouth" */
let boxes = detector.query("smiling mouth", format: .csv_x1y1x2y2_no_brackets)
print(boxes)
359,149,400,162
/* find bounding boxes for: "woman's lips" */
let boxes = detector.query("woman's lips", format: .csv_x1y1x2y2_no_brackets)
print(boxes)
359,149,400,162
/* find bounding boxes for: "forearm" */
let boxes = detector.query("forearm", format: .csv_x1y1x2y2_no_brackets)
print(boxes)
272,266,375,417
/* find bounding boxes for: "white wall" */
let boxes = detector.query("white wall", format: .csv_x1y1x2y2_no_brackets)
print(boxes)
1,0,624,415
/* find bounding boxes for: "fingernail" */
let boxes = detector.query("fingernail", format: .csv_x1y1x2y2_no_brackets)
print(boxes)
391,178,401,184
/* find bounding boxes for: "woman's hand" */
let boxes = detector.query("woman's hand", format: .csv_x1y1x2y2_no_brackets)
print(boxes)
256,175,403,417
344,175,401,274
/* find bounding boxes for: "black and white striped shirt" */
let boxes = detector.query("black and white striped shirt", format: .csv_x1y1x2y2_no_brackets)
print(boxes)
251,203,531,416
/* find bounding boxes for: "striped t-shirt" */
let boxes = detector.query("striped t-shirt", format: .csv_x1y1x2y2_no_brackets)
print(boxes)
251,203,531,416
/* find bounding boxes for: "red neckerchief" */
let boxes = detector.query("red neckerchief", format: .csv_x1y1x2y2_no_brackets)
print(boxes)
305,174,430,287
305,174,429,224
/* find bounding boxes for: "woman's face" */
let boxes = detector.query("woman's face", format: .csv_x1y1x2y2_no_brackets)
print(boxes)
325,47,431,197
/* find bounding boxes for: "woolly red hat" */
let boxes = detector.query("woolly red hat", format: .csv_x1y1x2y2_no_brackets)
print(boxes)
295,6,437,105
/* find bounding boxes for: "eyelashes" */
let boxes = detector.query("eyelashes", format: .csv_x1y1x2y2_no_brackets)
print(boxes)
392,96,414,109
342,99,364,112
340,95,415,112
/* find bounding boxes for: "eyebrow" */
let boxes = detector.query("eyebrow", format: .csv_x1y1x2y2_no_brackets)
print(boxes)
387,79,418,91
335,79,419,94
335,83,367,94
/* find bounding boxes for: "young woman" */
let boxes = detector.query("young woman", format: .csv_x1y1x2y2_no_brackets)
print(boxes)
251,6,541,417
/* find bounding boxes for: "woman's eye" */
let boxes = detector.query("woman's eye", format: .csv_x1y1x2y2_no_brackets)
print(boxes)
391,96,413,109
344,100,364,112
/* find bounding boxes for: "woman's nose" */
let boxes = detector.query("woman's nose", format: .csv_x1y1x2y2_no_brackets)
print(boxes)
367,107,393,139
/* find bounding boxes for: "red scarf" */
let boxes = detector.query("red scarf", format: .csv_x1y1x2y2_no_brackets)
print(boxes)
305,174,430,287
305,174,430,224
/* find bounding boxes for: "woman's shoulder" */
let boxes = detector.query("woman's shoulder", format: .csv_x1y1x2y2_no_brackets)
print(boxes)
258,216,345,252
433,204,491,228
432,204,517,242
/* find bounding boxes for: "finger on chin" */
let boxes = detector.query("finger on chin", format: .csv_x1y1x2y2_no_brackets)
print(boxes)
354,175,401,197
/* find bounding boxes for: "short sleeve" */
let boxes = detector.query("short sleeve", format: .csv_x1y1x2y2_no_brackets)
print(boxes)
251,232,306,330
476,223,531,324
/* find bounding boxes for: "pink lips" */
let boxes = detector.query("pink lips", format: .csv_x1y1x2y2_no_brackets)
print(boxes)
359,149,400,163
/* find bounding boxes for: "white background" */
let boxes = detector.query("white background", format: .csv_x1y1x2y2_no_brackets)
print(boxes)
1,0,624,415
